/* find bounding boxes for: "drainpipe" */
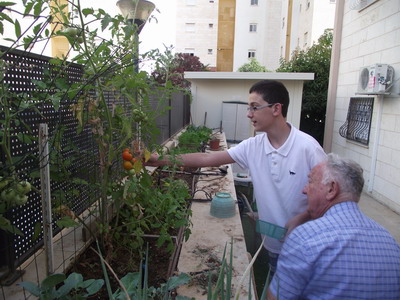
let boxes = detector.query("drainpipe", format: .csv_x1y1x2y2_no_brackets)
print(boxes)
323,0,345,152
368,94,384,192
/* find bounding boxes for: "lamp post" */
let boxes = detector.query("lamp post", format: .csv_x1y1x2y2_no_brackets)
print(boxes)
116,0,155,33
116,0,155,151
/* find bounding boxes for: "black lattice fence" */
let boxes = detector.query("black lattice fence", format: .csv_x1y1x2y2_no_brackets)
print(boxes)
0,45,190,285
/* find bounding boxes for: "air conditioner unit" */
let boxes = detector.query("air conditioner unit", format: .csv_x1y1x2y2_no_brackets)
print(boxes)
358,64,395,94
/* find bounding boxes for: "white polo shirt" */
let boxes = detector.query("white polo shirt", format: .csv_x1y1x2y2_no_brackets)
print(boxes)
228,124,326,253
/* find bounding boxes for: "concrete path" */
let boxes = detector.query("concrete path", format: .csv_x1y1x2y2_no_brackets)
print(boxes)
359,192,400,243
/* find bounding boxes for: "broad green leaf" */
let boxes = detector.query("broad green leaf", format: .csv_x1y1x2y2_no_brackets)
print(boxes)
82,8,94,16
18,282,40,296
101,15,111,31
41,273,66,289
165,273,191,290
14,19,21,38
82,279,104,296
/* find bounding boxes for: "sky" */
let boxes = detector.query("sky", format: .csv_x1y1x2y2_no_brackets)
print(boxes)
138,0,177,55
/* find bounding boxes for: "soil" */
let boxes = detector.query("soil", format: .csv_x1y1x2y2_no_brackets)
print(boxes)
67,170,198,299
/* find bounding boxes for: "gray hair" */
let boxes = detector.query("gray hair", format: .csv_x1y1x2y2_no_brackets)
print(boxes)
322,153,364,201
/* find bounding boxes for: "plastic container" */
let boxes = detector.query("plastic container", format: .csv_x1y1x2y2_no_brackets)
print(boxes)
210,192,236,218
256,220,287,240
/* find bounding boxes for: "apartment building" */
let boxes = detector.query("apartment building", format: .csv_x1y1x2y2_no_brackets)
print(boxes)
175,0,335,71
280,0,336,60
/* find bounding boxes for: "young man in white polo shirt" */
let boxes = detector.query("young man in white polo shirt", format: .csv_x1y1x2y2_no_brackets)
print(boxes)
147,79,326,271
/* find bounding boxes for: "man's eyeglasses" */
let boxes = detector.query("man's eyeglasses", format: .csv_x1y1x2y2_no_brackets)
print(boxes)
246,103,274,113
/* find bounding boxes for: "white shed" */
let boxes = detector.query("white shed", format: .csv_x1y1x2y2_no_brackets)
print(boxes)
184,72,314,140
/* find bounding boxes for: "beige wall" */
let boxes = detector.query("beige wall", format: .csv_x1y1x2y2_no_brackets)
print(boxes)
329,0,400,213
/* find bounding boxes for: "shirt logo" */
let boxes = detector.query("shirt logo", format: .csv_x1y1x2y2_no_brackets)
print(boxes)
289,170,296,175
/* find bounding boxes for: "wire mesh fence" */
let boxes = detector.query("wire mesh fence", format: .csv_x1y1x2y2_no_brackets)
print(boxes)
0,45,190,299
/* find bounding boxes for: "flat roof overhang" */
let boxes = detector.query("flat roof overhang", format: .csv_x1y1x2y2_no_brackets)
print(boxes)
184,71,314,81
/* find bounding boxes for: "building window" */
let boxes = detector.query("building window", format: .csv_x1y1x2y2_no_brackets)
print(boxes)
209,0,214,3
339,97,374,146
282,17,285,29
330,0,336,3
306,0,311,9
303,32,308,47
251,0,258,5
249,23,257,32
299,3,302,11
209,23,214,29
208,49,213,55
185,23,195,32
248,50,256,58
184,48,195,56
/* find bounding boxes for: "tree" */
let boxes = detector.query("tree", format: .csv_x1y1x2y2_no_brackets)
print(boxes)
237,58,270,72
277,29,333,145
151,48,208,88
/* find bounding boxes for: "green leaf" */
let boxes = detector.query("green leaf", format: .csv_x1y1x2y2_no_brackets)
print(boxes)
50,94,61,111
41,273,66,289
82,279,104,296
18,282,40,296
32,222,42,242
16,133,33,144
165,273,191,290
32,79,47,89
33,23,42,35
0,22,3,35
101,15,111,31
0,2,16,8
72,178,88,185
24,1,33,15
33,1,43,17
0,12,13,23
56,216,79,229
82,8,94,16
14,18,21,38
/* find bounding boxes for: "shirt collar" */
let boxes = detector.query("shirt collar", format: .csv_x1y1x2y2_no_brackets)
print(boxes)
263,123,296,156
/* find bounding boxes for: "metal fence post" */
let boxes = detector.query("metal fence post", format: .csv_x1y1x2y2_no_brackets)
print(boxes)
39,123,54,275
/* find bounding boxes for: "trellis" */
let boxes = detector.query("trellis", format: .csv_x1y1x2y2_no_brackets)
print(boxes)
0,46,190,296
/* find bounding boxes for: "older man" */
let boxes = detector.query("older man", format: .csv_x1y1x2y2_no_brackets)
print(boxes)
267,153,400,300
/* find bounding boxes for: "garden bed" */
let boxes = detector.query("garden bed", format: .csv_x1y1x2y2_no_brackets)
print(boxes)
66,169,198,299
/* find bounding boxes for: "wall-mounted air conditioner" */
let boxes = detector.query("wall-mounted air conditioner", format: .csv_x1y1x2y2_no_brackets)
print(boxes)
357,64,395,94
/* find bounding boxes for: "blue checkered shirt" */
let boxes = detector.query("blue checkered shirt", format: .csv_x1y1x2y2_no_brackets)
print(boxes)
269,201,400,299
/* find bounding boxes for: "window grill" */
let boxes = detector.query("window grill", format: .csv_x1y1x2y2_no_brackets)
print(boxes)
339,97,374,146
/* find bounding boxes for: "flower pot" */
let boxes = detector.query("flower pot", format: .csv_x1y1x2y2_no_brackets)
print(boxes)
209,139,220,151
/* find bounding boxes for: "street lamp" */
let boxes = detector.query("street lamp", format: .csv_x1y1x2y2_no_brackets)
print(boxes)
116,0,155,33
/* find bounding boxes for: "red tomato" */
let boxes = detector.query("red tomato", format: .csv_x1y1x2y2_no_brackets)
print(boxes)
122,151,133,161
